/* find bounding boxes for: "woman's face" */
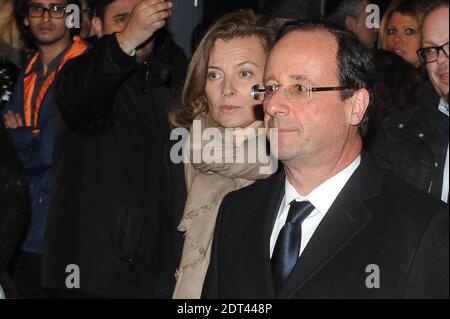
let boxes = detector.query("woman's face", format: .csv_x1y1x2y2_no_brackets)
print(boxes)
205,36,266,128
386,12,421,66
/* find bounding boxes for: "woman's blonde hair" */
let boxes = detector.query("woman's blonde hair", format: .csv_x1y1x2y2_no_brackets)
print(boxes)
169,11,277,128
378,0,426,50
0,0,24,51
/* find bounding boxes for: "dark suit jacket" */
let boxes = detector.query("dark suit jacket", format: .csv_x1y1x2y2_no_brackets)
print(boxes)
202,154,449,299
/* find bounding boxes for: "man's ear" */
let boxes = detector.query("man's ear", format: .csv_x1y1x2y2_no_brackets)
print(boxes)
91,17,103,38
345,16,357,33
347,88,370,127
24,16,30,27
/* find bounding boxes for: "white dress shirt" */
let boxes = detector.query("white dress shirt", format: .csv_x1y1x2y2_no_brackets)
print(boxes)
438,98,449,203
270,156,361,259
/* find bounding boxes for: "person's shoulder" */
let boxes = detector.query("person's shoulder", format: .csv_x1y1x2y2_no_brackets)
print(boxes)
382,105,424,128
378,104,435,143
383,74,439,130
377,173,447,223
222,168,284,205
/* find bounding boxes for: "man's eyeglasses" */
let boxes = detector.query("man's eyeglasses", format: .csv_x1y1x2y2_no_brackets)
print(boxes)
251,81,352,102
417,43,449,64
28,4,67,19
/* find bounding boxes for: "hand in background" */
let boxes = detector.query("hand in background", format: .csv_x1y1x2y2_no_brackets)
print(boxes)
117,0,173,55
3,111,24,129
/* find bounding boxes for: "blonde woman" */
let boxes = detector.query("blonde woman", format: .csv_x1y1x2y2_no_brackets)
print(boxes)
167,11,277,299
0,0,24,111
378,0,426,67
0,0,24,63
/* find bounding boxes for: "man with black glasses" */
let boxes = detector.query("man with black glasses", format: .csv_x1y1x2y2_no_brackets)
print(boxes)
372,0,449,203
2,0,87,298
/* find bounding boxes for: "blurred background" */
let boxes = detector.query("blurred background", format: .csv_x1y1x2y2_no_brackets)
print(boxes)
168,0,393,56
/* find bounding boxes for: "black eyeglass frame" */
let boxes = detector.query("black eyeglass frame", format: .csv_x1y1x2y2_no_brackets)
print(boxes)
417,42,449,64
27,4,67,19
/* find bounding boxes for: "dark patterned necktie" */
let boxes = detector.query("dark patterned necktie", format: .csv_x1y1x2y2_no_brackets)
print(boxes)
271,200,315,294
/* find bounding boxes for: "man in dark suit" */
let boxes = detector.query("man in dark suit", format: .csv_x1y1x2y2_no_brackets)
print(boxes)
202,20,449,299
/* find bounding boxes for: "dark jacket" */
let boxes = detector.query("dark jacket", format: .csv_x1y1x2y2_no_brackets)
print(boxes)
153,139,187,297
369,79,447,201
202,154,449,299
0,46,29,297
42,34,184,298
0,120,30,297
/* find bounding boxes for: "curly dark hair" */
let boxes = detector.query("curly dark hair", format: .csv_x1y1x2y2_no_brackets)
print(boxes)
371,50,420,126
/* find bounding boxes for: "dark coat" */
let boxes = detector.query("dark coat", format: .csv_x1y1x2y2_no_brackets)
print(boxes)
369,79,447,201
42,34,182,298
202,154,449,299
0,120,30,297
153,139,187,297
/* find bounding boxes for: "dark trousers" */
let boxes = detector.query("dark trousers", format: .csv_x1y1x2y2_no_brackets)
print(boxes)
9,250,49,299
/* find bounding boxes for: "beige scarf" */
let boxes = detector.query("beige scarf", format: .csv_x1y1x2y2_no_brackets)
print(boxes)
172,113,273,299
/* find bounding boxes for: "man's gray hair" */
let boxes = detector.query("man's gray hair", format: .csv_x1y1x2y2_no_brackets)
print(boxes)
327,0,368,28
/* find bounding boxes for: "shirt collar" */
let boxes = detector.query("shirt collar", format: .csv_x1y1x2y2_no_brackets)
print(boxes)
32,40,73,76
284,155,361,216
438,98,449,117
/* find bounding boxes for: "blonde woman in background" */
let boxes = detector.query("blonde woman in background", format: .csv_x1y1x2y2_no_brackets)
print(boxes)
378,0,427,67
0,0,24,111
0,0,24,65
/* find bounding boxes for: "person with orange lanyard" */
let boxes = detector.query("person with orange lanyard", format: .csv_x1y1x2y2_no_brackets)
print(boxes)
2,0,88,298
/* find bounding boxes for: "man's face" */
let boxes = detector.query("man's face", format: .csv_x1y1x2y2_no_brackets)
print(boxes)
94,0,140,36
24,0,70,46
263,30,356,164
422,6,449,101
80,0,92,39
353,4,378,48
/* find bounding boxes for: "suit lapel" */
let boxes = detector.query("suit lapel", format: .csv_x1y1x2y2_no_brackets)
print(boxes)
246,169,285,299
278,154,383,298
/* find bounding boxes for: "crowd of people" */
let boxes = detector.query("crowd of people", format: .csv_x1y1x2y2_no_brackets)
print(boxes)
0,0,448,299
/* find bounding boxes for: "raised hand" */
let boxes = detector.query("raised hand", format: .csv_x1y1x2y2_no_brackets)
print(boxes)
117,0,173,55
